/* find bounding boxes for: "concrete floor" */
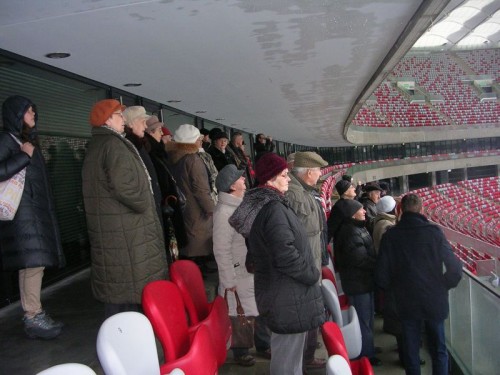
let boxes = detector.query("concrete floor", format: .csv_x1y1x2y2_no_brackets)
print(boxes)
0,268,434,375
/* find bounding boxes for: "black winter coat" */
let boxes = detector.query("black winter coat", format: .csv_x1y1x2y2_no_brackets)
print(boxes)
0,96,64,271
376,212,462,321
229,187,325,334
207,145,235,172
125,132,163,223
359,195,378,234
334,218,376,295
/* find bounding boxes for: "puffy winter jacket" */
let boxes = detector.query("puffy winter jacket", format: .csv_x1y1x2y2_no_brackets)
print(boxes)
0,96,65,271
82,126,167,304
334,218,376,295
230,187,325,334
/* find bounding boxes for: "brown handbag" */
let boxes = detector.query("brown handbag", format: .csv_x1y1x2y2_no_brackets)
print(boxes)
224,289,255,349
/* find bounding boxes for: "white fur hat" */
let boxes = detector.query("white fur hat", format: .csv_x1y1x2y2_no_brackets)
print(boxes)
376,195,396,213
174,124,201,144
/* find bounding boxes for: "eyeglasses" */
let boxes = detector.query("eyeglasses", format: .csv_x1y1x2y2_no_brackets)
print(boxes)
112,112,124,118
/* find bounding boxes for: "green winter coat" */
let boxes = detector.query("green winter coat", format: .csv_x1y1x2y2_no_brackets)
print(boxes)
286,172,324,278
82,126,167,304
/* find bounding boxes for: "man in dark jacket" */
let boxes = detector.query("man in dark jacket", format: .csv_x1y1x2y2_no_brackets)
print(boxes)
376,193,462,375
229,152,325,375
286,151,329,370
359,184,383,235
228,131,254,188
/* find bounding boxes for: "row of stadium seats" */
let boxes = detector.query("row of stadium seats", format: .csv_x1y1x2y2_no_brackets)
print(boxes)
353,49,500,127
417,179,500,247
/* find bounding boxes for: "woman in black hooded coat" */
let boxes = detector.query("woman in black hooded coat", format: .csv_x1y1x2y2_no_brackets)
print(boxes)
0,95,65,339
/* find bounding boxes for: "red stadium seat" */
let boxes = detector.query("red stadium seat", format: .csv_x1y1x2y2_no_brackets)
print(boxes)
321,322,374,375
169,260,231,366
142,280,219,375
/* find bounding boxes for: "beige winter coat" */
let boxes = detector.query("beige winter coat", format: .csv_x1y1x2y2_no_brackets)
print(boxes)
213,192,258,316
373,212,396,253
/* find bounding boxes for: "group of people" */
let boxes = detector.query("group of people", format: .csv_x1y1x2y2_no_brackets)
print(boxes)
0,96,462,375
326,175,463,375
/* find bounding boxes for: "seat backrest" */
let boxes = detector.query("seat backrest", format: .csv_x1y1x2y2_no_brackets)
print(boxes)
36,363,96,375
170,260,209,324
321,322,350,364
96,312,160,375
340,306,362,359
323,265,338,291
321,279,343,326
142,280,191,362
327,355,353,375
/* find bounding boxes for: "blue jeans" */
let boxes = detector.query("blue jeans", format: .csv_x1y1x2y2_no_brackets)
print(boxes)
347,292,375,358
401,319,448,375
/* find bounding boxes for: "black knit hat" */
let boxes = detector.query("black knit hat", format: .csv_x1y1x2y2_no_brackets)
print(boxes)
336,199,363,218
335,180,352,197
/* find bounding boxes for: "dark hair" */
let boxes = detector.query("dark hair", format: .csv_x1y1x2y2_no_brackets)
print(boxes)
231,131,242,141
401,193,422,213
21,104,39,146
256,133,265,140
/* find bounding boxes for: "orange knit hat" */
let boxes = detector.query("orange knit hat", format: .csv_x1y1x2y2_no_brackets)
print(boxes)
89,99,125,127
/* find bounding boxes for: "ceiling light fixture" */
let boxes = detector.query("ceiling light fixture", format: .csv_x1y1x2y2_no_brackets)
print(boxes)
167,100,181,103
215,118,225,121
124,83,142,87
45,52,71,59
195,110,207,114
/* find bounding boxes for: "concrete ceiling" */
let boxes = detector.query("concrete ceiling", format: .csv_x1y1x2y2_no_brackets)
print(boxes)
0,0,451,147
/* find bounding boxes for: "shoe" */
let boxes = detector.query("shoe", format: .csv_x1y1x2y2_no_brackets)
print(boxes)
369,357,382,366
235,354,256,367
24,312,62,339
399,358,426,367
39,311,64,329
257,348,271,359
305,357,326,369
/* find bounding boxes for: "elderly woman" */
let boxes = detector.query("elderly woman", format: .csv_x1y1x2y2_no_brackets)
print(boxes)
123,106,163,224
82,100,167,319
229,152,324,375
166,124,215,272
213,165,258,366
0,96,65,339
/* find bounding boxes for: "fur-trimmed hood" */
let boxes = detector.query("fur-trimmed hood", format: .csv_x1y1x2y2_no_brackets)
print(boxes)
166,142,199,164
229,186,288,238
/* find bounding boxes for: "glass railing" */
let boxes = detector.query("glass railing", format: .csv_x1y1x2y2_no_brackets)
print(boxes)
442,225,500,375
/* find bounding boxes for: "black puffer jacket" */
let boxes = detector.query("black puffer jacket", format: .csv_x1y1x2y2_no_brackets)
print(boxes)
334,218,376,295
229,187,325,334
0,96,65,271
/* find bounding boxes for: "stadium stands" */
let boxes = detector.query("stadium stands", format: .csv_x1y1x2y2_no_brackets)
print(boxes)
353,50,500,127
416,178,500,247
